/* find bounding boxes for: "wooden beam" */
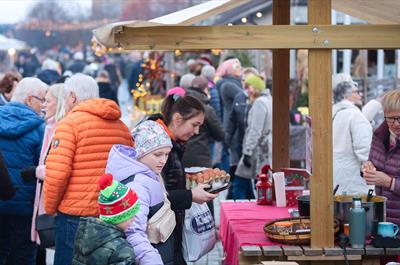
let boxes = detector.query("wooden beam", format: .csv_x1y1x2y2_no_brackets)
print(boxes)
272,0,290,171
308,0,334,248
114,25,400,50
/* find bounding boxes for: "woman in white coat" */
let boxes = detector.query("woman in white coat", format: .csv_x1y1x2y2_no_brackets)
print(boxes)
332,79,372,195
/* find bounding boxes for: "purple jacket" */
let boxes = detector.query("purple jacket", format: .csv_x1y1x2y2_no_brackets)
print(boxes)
369,122,400,225
106,144,165,265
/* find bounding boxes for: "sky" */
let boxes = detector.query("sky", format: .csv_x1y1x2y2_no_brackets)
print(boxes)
0,0,92,24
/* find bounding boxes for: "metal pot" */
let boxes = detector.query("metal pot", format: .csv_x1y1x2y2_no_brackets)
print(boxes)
334,195,386,237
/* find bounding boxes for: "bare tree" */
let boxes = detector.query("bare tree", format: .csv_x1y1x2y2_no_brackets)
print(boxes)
26,0,72,23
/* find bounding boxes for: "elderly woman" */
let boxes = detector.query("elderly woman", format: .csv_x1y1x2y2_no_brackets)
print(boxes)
235,74,271,199
362,90,400,225
332,77,372,195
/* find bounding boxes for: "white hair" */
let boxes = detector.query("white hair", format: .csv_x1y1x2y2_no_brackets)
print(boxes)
201,65,216,81
42,59,59,72
179,73,196,89
73,51,84,61
64,73,99,104
332,73,356,90
11,77,48,103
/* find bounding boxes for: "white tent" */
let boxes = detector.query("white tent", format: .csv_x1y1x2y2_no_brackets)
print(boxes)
0,34,28,51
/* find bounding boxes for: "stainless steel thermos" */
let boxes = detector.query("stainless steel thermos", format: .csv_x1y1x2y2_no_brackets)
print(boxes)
349,197,366,248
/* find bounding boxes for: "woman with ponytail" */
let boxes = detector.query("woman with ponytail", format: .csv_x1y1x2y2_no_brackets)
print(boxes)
148,94,218,265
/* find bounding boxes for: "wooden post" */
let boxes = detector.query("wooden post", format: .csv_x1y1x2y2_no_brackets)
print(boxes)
272,0,290,171
308,0,334,248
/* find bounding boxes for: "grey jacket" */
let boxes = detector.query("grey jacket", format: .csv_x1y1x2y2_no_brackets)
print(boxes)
219,76,243,129
236,90,272,179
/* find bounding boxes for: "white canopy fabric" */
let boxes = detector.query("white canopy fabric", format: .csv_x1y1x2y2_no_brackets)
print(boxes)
93,0,400,49
333,0,400,24
93,0,249,48
0,34,28,51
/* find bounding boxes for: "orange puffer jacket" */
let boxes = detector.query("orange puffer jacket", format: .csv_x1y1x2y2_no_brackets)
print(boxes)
44,98,133,216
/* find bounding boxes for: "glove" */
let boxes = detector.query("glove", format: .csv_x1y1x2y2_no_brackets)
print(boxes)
243,155,252,168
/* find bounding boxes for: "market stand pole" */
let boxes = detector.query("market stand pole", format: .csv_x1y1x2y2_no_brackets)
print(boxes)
308,0,334,249
272,0,290,171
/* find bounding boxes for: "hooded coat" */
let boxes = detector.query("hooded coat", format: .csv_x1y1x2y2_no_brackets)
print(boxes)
332,99,372,195
72,217,135,265
0,102,45,215
105,144,174,265
44,98,133,217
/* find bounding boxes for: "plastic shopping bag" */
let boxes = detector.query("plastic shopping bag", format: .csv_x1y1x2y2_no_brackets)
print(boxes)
182,202,216,262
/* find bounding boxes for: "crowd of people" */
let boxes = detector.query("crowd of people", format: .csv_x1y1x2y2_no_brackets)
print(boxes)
0,48,399,265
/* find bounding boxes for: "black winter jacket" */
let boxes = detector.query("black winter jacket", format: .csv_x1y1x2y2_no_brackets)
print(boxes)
183,87,224,168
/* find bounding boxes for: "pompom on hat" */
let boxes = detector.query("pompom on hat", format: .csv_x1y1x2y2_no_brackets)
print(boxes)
132,120,173,159
98,174,140,225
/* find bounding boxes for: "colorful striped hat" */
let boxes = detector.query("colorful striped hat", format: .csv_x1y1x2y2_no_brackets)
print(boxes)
98,174,140,225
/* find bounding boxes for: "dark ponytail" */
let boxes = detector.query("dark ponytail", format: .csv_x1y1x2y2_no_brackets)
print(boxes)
161,95,205,125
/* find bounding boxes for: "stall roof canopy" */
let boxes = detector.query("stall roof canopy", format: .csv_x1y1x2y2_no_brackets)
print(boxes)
0,34,28,51
332,0,400,24
93,0,400,48
93,0,249,48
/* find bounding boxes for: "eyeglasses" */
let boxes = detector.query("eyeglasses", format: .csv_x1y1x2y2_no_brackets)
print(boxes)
31,95,45,103
385,116,400,124
352,89,363,95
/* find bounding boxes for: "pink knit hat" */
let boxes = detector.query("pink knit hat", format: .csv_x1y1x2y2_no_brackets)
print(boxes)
216,58,241,77
166,86,186,97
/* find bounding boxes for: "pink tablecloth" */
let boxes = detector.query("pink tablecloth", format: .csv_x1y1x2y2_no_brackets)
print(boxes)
219,202,291,265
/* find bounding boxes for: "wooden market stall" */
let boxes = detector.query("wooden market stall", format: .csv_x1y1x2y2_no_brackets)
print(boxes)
94,0,400,263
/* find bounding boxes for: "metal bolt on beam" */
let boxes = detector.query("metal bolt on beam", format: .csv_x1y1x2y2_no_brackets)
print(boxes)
312,27,319,33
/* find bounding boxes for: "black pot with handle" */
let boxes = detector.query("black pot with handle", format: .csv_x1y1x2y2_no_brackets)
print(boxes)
297,195,310,217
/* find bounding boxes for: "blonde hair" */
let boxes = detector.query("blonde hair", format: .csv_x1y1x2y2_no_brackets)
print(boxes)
382,89,400,114
48,84,66,122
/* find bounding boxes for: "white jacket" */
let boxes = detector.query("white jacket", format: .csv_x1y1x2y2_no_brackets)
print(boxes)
333,100,372,195
362,99,384,130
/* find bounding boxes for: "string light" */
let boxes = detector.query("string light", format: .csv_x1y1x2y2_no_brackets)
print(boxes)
227,23,233,26
256,12,262,18
8,48,16,56
241,17,247,23
175,49,182,56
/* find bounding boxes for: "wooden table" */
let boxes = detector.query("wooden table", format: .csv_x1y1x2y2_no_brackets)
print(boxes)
239,244,400,265
219,201,399,265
